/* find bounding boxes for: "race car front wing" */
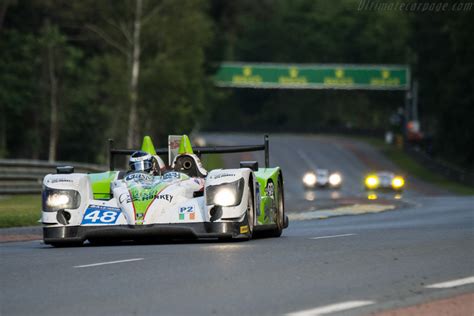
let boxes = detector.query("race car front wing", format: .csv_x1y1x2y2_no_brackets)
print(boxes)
43,221,251,244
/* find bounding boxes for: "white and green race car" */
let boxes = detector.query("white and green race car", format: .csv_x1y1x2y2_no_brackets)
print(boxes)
41,135,287,246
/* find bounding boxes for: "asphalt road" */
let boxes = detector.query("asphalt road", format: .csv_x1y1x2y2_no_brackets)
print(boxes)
1,134,473,316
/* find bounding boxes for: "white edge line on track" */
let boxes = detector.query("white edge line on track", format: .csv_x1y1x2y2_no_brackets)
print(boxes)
425,276,474,289
286,300,375,316
74,258,144,268
308,233,356,240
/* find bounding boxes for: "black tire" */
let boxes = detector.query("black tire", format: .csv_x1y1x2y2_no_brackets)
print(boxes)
245,181,255,240
270,176,285,237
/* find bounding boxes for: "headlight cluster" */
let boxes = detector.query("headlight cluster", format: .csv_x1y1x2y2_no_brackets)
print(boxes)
206,178,245,207
365,175,405,190
302,172,317,186
365,175,379,189
42,188,81,212
329,173,342,186
391,176,405,189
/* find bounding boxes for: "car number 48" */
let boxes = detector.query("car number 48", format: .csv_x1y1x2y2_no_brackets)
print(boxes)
82,207,120,224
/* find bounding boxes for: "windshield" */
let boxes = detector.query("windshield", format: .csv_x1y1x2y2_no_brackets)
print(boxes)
129,160,152,172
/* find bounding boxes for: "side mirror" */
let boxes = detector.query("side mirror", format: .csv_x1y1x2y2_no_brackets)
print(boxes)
240,161,258,171
57,166,74,174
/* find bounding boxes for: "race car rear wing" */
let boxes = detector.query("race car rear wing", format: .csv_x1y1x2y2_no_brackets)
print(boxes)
108,135,270,171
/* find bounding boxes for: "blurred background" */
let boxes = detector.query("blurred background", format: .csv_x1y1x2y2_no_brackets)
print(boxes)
0,0,473,174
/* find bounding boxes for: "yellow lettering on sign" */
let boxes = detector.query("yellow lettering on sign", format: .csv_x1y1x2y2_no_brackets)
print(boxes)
324,69,354,86
278,67,308,85
232,66,262,84
289,67,298,78
243,67,252,77
370,69,400,86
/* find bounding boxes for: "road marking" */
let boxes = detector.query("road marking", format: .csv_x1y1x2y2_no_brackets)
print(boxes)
286,300,375,316
425,276,474,289
73,258,144,268
309,233,356,240
289,204,395,221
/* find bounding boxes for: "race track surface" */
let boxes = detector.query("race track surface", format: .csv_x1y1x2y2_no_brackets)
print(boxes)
1,134,473,316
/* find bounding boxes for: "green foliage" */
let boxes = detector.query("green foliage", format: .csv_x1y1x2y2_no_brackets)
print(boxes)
410,9,474,169
205,0,411,133
1,0,213,161
0,29,41,158
1,0,471,172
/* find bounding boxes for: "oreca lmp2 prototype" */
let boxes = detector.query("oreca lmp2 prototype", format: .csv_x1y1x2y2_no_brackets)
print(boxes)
41,135,288,246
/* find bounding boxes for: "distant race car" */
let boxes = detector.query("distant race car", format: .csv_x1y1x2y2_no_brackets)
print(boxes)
302,169,342,189
364,171,405,192
41,135,288,247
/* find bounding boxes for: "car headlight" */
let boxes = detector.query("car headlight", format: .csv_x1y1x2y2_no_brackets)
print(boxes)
391,176,405,189
329,173,342,186
365,175,379,189
42,188,81,212
303,172,317,186
206,178,245,207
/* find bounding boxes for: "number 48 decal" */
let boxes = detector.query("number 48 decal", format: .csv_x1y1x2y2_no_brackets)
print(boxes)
82,206,120,224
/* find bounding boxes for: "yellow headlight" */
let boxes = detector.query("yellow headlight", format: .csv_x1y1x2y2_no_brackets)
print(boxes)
365,175,379,189
392,176,405,189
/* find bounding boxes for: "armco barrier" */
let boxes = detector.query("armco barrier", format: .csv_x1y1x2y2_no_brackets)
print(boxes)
404,146,474,187
0,159,107,194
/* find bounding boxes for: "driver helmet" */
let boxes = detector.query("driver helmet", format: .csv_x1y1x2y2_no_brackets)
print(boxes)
129,151,154,173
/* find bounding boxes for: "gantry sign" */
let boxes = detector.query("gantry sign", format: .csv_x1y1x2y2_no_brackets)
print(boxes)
214,62,410,91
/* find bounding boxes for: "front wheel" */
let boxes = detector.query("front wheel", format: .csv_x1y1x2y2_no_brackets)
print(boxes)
270,177,285,237
244,184,255,239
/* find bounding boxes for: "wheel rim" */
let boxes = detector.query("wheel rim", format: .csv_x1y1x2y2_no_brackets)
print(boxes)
276,184,284,229
247,190,254,235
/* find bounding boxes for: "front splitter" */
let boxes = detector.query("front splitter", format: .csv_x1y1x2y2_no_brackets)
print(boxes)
43,221,247,244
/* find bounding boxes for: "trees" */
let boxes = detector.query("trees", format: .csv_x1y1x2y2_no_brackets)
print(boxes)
1,0,212,162
411,9,474,168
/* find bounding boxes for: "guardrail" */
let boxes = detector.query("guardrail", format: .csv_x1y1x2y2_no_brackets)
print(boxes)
404,146,474,187
0,159,107,194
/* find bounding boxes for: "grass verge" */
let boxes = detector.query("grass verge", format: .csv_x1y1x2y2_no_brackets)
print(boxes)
355,136,474,195
0,195,42,228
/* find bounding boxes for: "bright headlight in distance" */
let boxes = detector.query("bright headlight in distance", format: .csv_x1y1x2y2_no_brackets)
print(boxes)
42,188,80,212
329,173,342,186
391,176,405,189
365,175,379,189
303,172,317,186
213,188,237,206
